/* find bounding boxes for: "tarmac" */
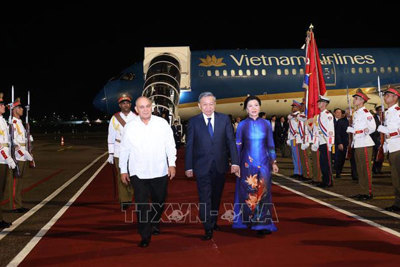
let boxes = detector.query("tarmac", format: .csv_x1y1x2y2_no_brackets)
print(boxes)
0,131,399,266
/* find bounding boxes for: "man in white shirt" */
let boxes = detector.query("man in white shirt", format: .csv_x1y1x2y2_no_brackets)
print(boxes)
119,96,176,248
107,94,136,210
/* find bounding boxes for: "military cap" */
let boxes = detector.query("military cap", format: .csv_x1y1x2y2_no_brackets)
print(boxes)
352,88,370,102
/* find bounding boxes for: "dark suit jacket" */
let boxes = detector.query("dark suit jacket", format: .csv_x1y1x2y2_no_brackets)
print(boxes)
335,117,349,146
185,112,239,177
275,121,289,145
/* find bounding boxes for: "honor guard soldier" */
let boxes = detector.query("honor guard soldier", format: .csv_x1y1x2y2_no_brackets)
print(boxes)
0,93,16,227
310,115,322,184
108,94,137,210
377,87,400,211
315,95,335,188
347,89,376,200
287,100,303,179
7,98,32,213
298,102,312,180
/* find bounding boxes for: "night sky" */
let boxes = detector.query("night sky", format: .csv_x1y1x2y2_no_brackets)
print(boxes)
1,4,399,120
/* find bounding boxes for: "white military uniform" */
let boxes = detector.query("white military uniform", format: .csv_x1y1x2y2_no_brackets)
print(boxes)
378,104,400,153
107,110,136,203
316,109,335,150
0,116,15,168
378,103,400,207
12,117,33,162
347,106,376,148
287,111,300,145
108,111,137,159
347,106,376,197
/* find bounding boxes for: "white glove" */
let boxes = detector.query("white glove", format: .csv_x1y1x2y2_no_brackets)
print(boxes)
30,135,34,142
377,125,389,134
383,142,388,153
301,143,309,150
286,139,291,146
23,151,33,161
346,127,355,134
311,144,319,152
6,157,16,169
107,154,114,164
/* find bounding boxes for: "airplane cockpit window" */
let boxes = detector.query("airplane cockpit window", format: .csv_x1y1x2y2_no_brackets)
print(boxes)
121,72,135,81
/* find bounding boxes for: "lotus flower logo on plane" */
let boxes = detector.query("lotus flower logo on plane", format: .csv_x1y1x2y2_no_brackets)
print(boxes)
199,55,226,67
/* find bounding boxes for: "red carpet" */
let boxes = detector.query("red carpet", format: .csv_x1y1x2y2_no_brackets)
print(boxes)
20,151,400,266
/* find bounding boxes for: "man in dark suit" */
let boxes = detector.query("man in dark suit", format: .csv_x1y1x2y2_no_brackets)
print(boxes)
185,92,239,241
275,116,289,157
371,106,383,174
334,109,349,178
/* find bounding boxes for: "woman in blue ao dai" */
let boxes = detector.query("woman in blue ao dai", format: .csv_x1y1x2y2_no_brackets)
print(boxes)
233,96,279,235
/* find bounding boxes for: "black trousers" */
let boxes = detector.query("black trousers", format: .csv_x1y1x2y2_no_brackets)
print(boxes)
319,144,333,186
131,175,168,241
335,144,347,176
196,161,226,231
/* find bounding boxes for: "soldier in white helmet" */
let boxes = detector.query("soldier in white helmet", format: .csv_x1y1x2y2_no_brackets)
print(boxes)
107,94,137,210
346,89,376,201
377,86,400,211
0,93,16,227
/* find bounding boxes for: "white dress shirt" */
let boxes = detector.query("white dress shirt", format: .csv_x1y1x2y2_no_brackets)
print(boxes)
119,115,176,179
202,112,214,131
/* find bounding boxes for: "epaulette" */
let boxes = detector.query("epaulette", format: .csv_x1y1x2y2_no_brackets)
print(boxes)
395,107,400,111
13,120,17,124
363,109,369,113
325,110,330,114
113,112,120,117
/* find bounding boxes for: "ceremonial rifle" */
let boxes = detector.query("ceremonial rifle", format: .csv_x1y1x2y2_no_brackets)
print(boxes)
25,91,36,168
345,86,353,160
376,76,385,163
8,86,21,177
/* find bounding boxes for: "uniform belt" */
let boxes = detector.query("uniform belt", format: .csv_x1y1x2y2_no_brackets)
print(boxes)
355,130,364,134
115,139,121,143
387,132,399,138
1,143,9,147
19,144,26,147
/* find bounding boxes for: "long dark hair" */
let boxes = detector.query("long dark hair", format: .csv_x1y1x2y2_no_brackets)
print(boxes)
243,95,261,110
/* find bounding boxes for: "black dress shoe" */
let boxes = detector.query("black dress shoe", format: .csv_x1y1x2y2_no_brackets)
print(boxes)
0,220,12,228
138,239,150,248
257,229,272,236
10,207,29,213
201,230,213,241
213,224,221,231
121,202,130,211
350,194,362,199
385,205,400,212
152,226,160,235
336,174,341,178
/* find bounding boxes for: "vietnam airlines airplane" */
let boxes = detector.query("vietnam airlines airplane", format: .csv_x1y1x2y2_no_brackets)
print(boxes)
93,46,400,122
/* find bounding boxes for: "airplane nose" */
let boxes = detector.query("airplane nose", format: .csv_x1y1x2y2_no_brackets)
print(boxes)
93,89,108,113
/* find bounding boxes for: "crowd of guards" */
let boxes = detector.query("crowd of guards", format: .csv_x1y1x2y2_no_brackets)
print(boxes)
0,93,34,229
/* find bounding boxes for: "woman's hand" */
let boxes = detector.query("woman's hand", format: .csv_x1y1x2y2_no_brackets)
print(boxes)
272,163,279,173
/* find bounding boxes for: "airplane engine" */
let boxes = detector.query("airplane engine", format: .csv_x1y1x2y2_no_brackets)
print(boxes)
143,47,191,124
